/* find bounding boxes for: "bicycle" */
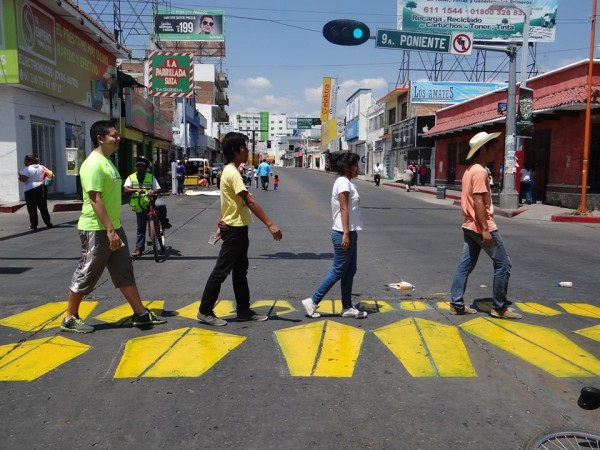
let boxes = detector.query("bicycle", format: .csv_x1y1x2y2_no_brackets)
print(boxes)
522,387,600,449
146,192,169,262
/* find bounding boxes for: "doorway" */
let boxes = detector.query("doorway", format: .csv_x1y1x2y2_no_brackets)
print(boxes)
31,117,57,194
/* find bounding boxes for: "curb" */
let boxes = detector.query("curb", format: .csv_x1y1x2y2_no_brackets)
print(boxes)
551,214,600,223
0,203,25,213
53,202,83,212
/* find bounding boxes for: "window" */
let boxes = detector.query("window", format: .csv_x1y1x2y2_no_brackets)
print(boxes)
388,108,396,126
401,103,408,121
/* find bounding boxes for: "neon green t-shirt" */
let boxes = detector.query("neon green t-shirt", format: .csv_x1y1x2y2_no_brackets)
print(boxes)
77,151,122,231
220,164,252,226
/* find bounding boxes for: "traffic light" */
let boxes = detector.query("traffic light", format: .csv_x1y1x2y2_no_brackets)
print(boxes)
322,20,370,46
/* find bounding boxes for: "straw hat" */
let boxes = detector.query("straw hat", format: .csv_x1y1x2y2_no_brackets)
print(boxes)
466,131,501,160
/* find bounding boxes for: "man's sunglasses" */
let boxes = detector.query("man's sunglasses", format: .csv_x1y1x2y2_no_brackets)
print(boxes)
202,21,214,26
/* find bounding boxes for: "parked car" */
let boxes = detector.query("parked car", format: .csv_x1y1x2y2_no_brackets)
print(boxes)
185,158,212,186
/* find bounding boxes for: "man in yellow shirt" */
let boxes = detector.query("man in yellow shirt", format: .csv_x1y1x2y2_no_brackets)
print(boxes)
198,132,282,326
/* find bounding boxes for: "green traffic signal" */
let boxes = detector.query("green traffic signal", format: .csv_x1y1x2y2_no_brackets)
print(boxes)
322,19,370,46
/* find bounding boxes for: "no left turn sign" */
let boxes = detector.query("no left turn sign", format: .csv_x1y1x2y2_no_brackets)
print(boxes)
451,32,473,55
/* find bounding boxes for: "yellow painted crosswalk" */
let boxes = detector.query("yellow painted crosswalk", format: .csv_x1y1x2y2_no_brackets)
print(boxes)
1,300,600,381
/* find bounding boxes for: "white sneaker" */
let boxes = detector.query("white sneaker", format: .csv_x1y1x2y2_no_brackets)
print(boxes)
341,306,367,319
301,298,320,318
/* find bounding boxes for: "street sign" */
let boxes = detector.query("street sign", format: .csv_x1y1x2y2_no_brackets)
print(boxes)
376,29,472,55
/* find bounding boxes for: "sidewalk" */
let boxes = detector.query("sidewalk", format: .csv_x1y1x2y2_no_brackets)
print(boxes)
360,175,600,224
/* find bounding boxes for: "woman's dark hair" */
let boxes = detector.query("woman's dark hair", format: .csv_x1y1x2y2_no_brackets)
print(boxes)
336,152,359,176
222,132,248,163
90,120,116,147
24,154,40,164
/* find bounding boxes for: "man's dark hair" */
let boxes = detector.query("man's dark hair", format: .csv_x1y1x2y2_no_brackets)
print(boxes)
222,132,248,163
90,120,116,147
336,152,359,176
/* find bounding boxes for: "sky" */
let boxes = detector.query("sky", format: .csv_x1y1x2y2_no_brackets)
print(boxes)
85,0,595,118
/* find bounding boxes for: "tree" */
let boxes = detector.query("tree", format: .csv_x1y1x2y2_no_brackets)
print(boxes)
406,1,418,10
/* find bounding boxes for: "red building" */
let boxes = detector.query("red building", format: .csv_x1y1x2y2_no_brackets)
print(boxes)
425,59,600,210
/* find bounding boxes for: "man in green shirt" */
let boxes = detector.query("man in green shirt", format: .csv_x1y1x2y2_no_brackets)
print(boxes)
61,120,167,333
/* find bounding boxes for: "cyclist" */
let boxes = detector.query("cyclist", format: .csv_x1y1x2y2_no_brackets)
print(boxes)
124,157,171,257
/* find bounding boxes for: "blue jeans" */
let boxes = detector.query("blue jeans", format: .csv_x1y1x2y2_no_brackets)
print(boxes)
312,230,357,309
450,229,512,311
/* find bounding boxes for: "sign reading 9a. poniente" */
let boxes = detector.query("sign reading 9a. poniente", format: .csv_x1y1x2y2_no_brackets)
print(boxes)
397,0,558,43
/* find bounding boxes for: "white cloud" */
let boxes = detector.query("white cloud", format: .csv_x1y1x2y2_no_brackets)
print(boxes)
303,77,389,114
236,77,272,91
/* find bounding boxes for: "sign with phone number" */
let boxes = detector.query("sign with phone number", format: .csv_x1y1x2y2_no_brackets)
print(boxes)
397,0,558,43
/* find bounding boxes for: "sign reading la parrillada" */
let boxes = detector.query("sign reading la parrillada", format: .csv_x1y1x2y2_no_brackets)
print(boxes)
148,52,194,98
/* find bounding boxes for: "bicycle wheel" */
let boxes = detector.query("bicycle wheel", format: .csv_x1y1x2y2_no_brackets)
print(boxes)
522,427,600,450
155,217,165,252
149,216,159,262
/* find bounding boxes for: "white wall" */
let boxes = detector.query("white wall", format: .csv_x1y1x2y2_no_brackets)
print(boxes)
0,86,105,203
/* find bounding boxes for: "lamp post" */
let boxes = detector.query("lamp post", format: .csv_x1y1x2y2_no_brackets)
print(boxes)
488,2,531,210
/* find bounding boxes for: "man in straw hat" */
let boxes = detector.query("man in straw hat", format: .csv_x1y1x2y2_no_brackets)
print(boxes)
449,131,522,319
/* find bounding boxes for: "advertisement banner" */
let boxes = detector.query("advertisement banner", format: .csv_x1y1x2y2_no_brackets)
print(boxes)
411,81,508,104
154,10,225,42
148,52,194,98
397,0,558,42
517,86,534,138
320,77,337,123
3,0,116,109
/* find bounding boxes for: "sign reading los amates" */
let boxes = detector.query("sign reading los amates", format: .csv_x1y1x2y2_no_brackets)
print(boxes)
148,52,194,98
0,0,117,110
397,0,558,43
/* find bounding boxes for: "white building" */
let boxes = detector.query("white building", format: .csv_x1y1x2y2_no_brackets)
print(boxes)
344,89,376,174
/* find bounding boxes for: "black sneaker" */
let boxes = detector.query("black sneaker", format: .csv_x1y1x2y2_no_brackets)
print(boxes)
60,315,94,333
162,220,172,229
237,309,268,322
131,308,167,327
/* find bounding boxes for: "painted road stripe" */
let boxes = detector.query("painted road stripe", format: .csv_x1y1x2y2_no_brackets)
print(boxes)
515,302,561,316
247,300,295,316
575,325,600,342
0,301,98,332
359,300,394,314
558,303,600,318
274,320,365,377
94,300,165,324
399,301,429,312
0,336,90,382
174,300,237,320
374,318,476,377
437,301,451,311
461,317,600,377
114,327,245,378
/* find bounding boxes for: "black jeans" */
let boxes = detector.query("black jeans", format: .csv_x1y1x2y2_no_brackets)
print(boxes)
260,175,269,190
200,226,250,315
25,185,51,228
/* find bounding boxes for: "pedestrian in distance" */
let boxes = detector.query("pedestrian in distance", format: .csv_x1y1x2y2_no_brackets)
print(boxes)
408,161,417,188
197,132,282,326
17,154,53,230
60,120,167,333
273,174,279,190
253,165,259,188
404,167,413,192
175,159,186,195
256,158,272,190
419,163,428,186
302,152,367,320
449,131,522,319
373,162,382,186
123,157,172,257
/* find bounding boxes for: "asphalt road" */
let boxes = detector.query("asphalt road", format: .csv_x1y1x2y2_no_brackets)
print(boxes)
1,167,600,449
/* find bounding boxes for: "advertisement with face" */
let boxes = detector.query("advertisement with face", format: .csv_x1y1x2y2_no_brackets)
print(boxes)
154,10,225,42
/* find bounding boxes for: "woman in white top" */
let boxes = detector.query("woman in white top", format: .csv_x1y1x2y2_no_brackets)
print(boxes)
18,154,53,230
301,153,367,319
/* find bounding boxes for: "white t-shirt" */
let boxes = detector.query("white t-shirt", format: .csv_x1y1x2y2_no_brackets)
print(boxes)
331,176,363,232
20,164,47,191
374,165,382,175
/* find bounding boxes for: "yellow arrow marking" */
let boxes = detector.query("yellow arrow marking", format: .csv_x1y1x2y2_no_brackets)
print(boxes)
0,336,90,381
515,302,561,316
94,300,164,324
312,300,343,315
173,301,201,320
575,325,600,342
250,300,295,316
461,317,600,377
400,301,429,312
114,327,246,378
274,320,365,377
358,300,394,314
437,301,451,311
558,303,600,318
0,301,98,332
374,318,476,377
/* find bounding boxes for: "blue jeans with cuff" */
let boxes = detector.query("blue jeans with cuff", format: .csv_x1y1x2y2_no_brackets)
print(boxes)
312,230,358,309
450,228,512,311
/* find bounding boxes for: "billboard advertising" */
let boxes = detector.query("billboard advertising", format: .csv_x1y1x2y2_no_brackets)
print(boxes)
397,0,558,42
148,52,194,98
321,77,338,123
1,0,117,110
154,10,225,42
411,81,508,104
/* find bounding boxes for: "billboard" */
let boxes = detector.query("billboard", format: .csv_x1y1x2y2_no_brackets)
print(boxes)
155,10,225,42
411,81,508,104
397,0,558,42
320,77,338,123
